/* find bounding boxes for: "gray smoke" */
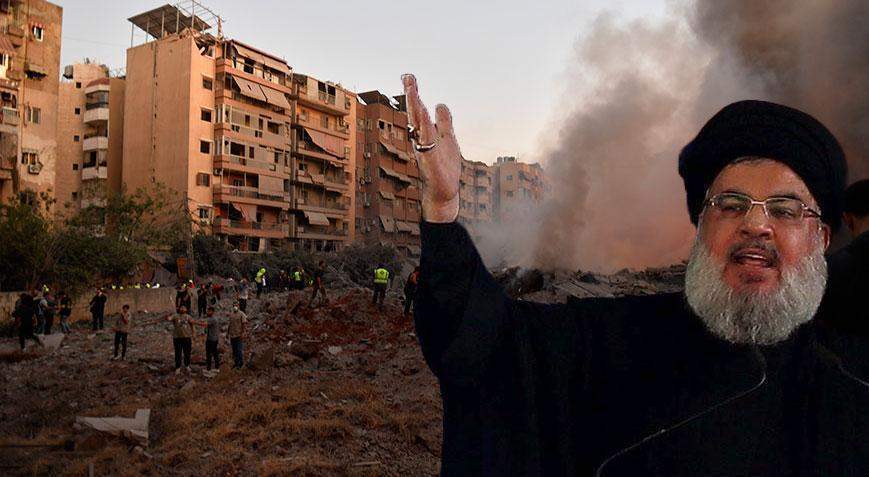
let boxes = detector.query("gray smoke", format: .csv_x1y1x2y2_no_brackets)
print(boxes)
526,0,867,272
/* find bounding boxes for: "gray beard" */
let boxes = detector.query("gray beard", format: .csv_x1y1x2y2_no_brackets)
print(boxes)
684,238,827,345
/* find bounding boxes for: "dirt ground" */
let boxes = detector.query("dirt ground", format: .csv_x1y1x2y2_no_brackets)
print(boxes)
0,264,684,476
0,287,442,476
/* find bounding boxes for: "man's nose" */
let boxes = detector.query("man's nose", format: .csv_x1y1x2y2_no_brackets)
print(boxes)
738,203,774,239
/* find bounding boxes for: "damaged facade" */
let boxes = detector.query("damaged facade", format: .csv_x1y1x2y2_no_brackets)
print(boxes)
492,155,545,222
458,158,494,238
122,4,355,253
354,91,421,256
0,0,62,211
55,61,125,214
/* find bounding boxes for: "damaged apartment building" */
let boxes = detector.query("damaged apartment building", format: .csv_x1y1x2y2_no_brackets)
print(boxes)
121,2,355,253
0,0,62,210
354,91,421,257
55,61,125,214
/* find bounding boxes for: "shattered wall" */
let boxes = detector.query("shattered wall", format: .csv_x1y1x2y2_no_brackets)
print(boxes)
0,288,175,325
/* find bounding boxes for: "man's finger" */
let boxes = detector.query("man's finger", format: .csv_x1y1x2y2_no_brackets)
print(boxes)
435,104,459,150
402,74,436,144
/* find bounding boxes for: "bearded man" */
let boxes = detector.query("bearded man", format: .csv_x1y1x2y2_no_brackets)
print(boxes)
403,74,869,476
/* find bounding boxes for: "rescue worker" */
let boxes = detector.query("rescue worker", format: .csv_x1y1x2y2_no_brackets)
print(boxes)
372,264,390,309
255,267,267,298
89,288,108,331
308,261,327,308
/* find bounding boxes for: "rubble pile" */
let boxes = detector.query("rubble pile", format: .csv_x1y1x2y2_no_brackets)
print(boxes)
0,262,687,475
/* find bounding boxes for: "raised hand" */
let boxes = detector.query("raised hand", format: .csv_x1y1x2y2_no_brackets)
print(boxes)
402,74,461,223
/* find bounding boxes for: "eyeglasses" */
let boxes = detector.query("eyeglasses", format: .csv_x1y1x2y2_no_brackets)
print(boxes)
703,192,822,225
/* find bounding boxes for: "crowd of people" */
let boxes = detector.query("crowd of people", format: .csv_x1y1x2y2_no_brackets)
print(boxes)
9,262,421,377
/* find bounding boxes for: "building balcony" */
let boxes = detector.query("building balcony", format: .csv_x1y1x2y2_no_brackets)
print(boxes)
293,87,350,117
295,224,348,241
84,81,110,95
83,104,109,123
293,198,349,216
82,164,108,181
294,141,346,166
214,154,282,175
0,107,18,134
80,196,108,208
213,184,290,209
213,217,289,238
83,135,108,151
216,122,290,148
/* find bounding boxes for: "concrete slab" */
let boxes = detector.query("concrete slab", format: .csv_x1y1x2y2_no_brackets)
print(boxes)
75,409,150,446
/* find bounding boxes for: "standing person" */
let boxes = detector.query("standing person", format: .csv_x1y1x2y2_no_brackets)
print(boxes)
204,306,222,373
39,291,57,335
404,266,421,318
33,289,45,335
211,282,224,302
255,267,267,298
292,266,305,290
196,284,208,318
89,288,108,331
820,179,869,335
308,260,327,308
165,305,197,374
112,304,132,361
12,293,37,352
372,264,390,309
237,278,249,313
58,291,73,334
227,303,248,369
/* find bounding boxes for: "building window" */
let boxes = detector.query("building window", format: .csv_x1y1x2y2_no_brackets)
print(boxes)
321,115,329,129
73,135,79,142
31,25,44,41
21,151,38,165
506,175,513,181
507,191,513,197
75,82,81,89
344,146,351,158
74,107,80,115
26,106,40,124
200,108,212,122
0,53,8,69
298,109,308,122
202,76,213,90
195,173,210,186
71,191,78,199
198,207,210,219
199,140,211,154
72,164,78,171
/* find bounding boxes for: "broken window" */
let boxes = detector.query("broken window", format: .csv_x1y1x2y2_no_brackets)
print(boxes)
267,121,280,134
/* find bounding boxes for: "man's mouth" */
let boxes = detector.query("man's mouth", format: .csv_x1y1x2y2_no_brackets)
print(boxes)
729,247,778,268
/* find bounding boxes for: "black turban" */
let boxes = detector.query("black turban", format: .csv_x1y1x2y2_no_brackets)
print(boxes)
678,100,847,230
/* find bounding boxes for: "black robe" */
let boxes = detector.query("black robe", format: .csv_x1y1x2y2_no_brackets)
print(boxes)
415,221,869,476
820,230,869,336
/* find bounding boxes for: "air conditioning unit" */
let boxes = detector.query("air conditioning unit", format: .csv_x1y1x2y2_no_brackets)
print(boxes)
213,168,223,176
365,226,371,232
364,201,370,208
27,163,42,174
364,152,371,158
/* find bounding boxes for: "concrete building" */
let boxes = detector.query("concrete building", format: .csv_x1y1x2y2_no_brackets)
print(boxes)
493,155,544,222
458,157,494,237
56,61,125,214
289,73,356,252
0,0,62,210
122,5,285,253
354,90,421,256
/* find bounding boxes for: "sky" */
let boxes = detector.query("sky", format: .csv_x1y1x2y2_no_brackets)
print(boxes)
55,0,667,165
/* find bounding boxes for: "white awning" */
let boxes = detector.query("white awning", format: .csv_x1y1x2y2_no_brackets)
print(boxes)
379,190,395,200
232,75,267,103
260,85,291,109
304,211,330,226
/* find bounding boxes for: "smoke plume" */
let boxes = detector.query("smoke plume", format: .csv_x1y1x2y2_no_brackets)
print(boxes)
524,0,868,272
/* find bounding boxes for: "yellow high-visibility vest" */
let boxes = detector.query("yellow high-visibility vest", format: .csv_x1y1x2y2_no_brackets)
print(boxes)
374,268,389,284
293,271,302,281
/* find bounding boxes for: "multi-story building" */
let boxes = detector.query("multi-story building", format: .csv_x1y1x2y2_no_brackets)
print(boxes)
354,90,421,256
56,61,125,213
492,155,544,222
123,4,356,253
288,73,356,252
458,157,494,237
123,5,296,253
0,0,62,209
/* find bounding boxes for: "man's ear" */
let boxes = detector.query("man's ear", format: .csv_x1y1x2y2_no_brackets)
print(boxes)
820,222,831,251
